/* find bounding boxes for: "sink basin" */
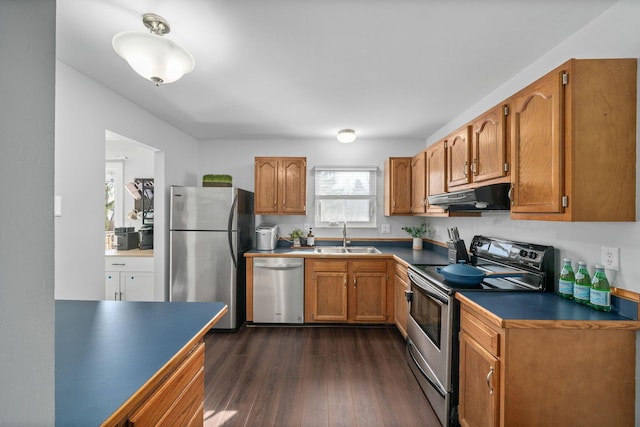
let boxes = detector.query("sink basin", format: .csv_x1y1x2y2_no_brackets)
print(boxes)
313,246,381,255
314,246,347,254
346,247,381,254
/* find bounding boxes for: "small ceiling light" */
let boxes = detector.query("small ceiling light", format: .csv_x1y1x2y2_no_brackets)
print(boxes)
337,129,356,143
112,13,195,86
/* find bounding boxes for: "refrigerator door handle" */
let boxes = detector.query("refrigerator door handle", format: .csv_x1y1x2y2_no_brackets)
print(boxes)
228,193,239,269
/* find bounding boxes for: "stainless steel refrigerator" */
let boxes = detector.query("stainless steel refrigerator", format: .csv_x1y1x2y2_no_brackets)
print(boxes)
170,186,254,330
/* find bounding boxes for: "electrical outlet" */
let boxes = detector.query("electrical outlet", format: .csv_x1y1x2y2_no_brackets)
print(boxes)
381,224,391,234
601,246,620,271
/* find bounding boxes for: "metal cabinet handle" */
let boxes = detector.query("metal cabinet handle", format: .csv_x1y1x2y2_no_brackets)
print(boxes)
463,161,468,177
114,292,118,300
111,263,126,266
353,277,357,288
486,367,494,395
471,159,478,176
508,184,514,205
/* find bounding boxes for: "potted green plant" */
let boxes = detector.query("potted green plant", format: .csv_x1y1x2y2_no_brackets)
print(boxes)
402,224,428,250
290,228,305,247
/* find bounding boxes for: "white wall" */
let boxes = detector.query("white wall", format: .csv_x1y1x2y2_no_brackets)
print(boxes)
55,62,200,301
197,138,429,240
0,1,55,424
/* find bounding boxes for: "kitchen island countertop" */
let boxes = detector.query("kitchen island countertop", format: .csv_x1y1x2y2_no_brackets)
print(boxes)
55,300,226,426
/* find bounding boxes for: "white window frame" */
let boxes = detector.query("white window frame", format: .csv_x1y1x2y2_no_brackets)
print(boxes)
314,166,377,228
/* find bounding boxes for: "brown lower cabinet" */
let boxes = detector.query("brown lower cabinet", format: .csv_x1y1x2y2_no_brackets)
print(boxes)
304,258,393,323
112,342,205,427
458,298,636,427
394,261,409,337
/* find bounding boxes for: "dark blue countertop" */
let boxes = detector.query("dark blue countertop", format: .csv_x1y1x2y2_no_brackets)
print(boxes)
245,241,450,266
457,292,640,328
55,300,226,426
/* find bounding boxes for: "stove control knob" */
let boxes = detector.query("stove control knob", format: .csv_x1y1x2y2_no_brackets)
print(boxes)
519,249,528,258
528,251,537,259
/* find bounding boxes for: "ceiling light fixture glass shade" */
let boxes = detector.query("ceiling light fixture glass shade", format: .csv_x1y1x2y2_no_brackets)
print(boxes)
112,13,195,86
337,129,356,143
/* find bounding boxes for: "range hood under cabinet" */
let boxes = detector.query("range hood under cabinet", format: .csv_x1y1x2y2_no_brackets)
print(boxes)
427,183,511,211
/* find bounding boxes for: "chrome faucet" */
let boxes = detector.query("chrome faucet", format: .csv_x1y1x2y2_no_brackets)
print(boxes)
342,221,348,247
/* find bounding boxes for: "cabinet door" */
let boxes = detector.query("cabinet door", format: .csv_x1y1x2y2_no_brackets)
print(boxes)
350,260,388,322
510,70,564,214
105,271,121,300
394,263,409,337
351,271,387,322
411,151,427,214
254,158,279,214
425,140,448,214
384,157,412,215
123,272,155,301
311,271,348,321
280,158,306,214
472,104,508,183
458,331,500,427
446,126,472,188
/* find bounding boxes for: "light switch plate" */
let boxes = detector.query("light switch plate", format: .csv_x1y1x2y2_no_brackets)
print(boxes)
54,196,62,217
381,224,391,234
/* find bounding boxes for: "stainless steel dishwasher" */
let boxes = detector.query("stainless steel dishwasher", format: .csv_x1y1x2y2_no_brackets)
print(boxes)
252,258,304,323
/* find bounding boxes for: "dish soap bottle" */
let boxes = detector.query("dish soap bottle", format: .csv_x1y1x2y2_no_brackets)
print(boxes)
590,264,611,312
573,261,591,305
306,228,315,247
558,259,574,299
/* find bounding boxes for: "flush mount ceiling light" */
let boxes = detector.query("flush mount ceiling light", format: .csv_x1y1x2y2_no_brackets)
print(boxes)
112,13,195,86
337,129,357,143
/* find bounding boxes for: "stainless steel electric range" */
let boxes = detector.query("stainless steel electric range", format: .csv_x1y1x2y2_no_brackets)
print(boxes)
405,235,555,427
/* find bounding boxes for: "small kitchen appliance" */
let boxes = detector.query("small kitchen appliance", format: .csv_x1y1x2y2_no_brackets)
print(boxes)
405,235,555,427
113,227,139,250
256,223,279,251
138,224,153,250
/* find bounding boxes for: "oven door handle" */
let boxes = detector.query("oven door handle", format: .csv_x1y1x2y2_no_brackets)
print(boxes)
407,339,447,397
408,270,449,304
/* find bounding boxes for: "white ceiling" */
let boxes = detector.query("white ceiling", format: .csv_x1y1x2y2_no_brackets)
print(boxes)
56,0,618,141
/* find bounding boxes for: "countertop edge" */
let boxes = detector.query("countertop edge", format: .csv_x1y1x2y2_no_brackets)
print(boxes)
100,305,228,426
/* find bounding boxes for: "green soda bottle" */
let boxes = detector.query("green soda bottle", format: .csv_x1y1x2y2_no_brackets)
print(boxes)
558,258,574,299
573,261,591,305
590,264,611,312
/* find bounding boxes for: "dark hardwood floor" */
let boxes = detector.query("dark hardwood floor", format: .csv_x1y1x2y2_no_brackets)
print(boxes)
203,325,440,427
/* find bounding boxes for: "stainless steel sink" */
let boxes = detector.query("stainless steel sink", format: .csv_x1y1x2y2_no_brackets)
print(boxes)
346,247,381,254
314,246,347,254
313,246,381,255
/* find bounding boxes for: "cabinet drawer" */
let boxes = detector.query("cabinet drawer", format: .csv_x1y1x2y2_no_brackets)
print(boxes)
309,260,348,272
395,262,409,282
460,309,500,357
105,256,153,272
350,259,387,272
129,343,205,426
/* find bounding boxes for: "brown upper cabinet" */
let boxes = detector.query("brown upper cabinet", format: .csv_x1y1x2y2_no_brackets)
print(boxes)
470,103,510,185
384,157,413,216
425,140,448,215
446,125,473,189
509,58,637,221
410,150,427,215
254,157,307,215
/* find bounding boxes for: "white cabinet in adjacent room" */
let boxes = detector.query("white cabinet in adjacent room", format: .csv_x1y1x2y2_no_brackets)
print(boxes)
105,255,154,301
